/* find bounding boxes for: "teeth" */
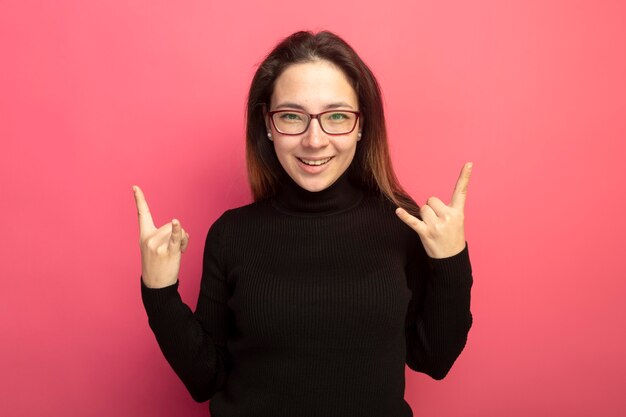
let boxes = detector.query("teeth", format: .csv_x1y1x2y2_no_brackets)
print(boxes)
300,157,332,166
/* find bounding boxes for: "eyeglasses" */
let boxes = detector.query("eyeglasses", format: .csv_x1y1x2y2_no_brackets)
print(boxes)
268,110,360,136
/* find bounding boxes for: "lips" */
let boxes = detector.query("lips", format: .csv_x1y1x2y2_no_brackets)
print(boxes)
297,157,333,166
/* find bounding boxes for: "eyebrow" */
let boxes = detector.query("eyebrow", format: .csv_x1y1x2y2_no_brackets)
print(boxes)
273,101,356,111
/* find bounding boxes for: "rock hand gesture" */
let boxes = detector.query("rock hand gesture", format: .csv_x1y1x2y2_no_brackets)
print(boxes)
395,162,472,259
133,185,190,289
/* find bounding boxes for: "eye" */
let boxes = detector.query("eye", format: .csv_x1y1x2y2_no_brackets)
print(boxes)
279,112,304,121
329,112,348,120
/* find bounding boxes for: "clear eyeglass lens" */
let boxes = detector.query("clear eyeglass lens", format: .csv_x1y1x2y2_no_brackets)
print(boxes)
273,111,356,134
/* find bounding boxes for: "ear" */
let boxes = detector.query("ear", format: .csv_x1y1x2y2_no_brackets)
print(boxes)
357,117,364,141
262,104,274,141
262,103,271,132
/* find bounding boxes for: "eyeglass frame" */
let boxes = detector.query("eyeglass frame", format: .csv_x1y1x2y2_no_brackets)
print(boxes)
267,109,361,136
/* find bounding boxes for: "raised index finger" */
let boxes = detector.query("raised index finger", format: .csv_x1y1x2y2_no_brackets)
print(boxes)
132,185,155,234
450,162,473,211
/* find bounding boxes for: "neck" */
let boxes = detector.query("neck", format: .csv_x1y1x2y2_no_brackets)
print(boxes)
273,170,364,215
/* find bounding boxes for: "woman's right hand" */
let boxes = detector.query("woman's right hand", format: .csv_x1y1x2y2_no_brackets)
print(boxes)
133,185,190,289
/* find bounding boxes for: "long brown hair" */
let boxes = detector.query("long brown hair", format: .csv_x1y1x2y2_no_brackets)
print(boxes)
245,30,419,215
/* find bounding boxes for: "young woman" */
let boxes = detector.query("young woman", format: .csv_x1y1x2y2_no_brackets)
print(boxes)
133,30,473,417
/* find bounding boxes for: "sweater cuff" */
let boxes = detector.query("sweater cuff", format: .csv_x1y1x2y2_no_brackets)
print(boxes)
140,275,182,318
427,242,473,289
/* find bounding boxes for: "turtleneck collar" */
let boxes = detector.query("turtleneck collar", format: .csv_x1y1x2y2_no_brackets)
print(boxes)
272,169,364,216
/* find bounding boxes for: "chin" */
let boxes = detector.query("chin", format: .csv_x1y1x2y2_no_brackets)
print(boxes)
294,176,335,192
294,173,334,193
296,182,328,193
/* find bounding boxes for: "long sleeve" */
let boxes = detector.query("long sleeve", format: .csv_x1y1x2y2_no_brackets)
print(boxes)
141,218,233,402
140,175,474,416
404,241,473,380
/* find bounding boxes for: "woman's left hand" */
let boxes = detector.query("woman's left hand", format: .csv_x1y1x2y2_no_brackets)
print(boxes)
395,162,472,259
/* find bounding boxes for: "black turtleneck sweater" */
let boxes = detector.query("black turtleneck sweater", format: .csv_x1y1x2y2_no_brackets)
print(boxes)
141,172,473,417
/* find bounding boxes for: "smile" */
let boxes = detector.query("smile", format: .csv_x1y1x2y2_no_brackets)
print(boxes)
297,157,333,166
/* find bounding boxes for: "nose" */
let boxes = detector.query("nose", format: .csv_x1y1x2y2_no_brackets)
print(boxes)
302,118,329,149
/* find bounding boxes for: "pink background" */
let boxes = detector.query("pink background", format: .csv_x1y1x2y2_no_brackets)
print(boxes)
1,0,625,416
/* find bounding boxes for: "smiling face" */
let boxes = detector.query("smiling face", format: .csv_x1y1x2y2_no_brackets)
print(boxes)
266,60,361,193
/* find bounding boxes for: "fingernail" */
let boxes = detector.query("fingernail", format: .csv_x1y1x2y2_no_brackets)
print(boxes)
467,162,473,169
